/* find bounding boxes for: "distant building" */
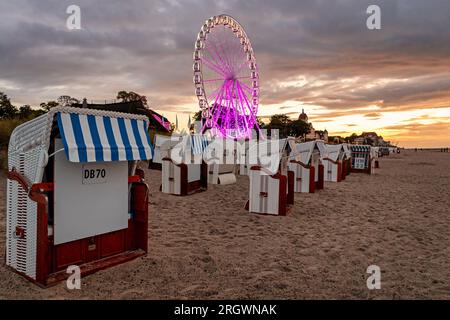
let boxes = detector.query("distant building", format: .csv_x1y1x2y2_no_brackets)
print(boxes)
350,132,392,147
361,132,380,145
328,136,345,144
354,137,365,145
298,109,309,122
298,109,328,142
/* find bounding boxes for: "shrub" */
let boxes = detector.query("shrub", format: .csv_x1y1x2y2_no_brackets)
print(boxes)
0,118,33,169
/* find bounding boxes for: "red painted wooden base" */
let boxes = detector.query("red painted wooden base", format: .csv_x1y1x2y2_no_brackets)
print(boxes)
315,164,324,190
245,168,294,216
350,159,373,174
7,169,149,287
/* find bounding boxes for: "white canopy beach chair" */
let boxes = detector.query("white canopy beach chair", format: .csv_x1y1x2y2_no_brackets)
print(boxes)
289,140,325,193
322,144,345,182
161,134,208,195
6,107,153,286
247,138,295,216
350,145,373,174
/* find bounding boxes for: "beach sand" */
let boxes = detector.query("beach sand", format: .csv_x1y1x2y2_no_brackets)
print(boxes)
0,150,449,299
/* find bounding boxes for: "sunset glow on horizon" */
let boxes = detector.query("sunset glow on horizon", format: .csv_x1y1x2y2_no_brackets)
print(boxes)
1,1,450,148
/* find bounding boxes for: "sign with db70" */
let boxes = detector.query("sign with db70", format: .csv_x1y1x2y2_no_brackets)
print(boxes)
82,164,107,184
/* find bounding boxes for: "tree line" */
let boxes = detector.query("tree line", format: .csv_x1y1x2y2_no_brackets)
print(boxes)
0,90,150,168
192,111,311,138
0,90,150,121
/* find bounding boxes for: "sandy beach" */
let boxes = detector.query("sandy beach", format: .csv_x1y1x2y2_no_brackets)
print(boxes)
0,150,449,299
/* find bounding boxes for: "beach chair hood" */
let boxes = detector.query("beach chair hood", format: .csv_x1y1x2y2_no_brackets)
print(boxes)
342,143,352,158
8,107,154,184
293,141,315,164
325,144,344,162
56,108,153,163
248,137,293,174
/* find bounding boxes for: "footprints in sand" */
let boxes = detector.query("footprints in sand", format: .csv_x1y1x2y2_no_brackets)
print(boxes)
1,151,449,299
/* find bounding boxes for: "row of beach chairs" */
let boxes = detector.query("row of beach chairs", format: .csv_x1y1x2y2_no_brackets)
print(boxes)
150,134,379,216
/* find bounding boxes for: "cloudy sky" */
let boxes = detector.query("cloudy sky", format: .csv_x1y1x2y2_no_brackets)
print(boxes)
1,0,450,147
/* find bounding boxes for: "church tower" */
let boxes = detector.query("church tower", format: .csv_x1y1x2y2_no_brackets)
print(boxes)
298,108,308,122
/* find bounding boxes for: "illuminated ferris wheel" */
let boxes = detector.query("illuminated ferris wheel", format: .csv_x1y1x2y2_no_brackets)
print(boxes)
193,14,259,139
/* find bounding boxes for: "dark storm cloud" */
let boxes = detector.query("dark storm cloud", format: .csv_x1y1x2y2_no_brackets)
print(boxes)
1,0,450,114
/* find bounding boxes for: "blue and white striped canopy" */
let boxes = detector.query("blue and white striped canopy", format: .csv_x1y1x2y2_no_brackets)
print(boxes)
351,145,371,152
190,134,209,155
57,112,153,163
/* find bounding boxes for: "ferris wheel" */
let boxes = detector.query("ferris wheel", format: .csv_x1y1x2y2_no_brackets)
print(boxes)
193,14,259,139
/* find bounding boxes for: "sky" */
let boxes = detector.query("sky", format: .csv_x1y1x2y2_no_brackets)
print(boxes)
1,0,449,147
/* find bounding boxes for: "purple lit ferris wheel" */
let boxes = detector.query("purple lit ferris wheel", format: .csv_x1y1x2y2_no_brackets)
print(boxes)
193,14,259,139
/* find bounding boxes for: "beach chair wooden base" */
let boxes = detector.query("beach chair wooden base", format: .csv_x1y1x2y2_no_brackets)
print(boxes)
6,169,149,287
289,160,316,193
315,164,325,190
341,158,351,181
246,166,294,216
345,158,351,177
162,158,207,196
208,164,237,185
350,158,373,174
323,160,343,182
239,164,250,176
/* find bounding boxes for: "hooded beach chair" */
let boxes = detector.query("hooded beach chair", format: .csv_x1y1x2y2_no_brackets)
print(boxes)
6,107,153,286
161,134,208,195
246,138,295,216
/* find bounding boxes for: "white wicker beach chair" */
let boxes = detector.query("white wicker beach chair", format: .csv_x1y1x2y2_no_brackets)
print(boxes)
6,107,153,286
161,134,208,195
322,144,345,182
247,138,295,216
